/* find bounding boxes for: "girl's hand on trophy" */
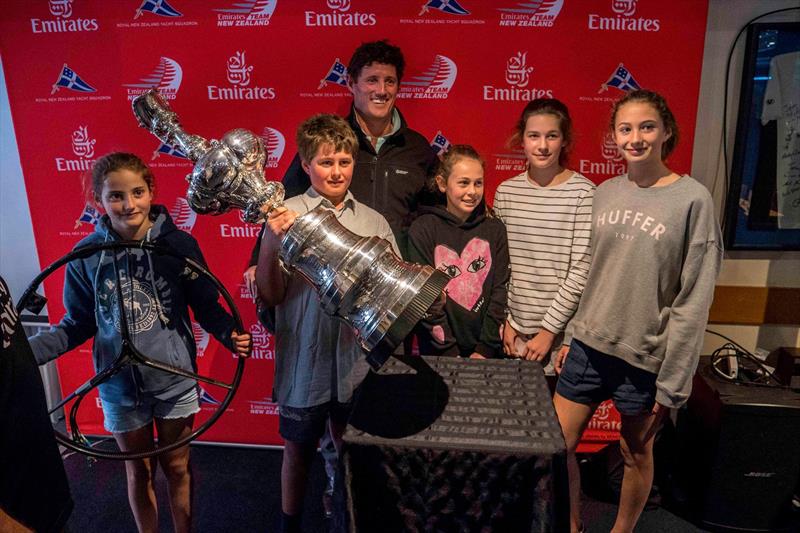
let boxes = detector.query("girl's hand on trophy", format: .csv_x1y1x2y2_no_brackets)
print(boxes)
267,206,298,237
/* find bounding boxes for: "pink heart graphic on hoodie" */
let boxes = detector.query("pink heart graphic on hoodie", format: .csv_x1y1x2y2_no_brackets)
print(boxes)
434,238,492,311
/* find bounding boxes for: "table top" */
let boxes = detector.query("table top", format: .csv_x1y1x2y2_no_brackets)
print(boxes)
344,355,566,456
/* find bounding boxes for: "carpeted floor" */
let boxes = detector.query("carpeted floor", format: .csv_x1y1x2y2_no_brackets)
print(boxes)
61,444,707,532
62,445,326,533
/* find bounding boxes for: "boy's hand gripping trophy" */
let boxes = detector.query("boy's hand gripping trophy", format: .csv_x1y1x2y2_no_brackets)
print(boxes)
131,89,448,369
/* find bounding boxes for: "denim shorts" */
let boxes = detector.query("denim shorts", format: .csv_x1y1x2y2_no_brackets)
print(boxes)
102,386,200,434
555,339,657,416
279,401,353,444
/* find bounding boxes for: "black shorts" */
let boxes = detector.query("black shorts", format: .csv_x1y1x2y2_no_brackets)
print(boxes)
556,339,657,416
278,400,353,444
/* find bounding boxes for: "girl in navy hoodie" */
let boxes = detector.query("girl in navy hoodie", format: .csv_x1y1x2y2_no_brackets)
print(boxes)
408,145,510,358
29,152,251,533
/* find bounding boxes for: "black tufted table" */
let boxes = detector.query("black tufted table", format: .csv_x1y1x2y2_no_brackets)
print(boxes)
339,355,568,532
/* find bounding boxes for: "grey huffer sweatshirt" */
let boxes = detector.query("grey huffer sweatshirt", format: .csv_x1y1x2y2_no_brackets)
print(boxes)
567,174,722,409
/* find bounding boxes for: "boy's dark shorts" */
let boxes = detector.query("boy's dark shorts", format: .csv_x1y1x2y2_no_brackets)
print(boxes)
556,339,657,416
279,400,353,444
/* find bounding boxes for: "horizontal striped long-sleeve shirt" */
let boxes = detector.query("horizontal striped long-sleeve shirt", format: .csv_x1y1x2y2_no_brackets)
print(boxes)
493,171,595,335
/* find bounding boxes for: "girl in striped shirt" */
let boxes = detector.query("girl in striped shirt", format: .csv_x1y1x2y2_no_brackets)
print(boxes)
493,99,595,368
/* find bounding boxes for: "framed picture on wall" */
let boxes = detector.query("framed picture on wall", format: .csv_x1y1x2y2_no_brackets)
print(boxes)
725,22,800,250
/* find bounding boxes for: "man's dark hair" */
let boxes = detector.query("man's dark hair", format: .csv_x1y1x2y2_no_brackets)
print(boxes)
347,40,405,83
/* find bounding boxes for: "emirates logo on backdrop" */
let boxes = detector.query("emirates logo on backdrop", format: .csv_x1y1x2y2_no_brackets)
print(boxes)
612,0,637,17
586,401,622,431
31,0,99,33
305,0,376,26
207,50,276,100
71,126,96,158
248,323,274,360
327,0,350,10
220,207,261,240
227,51,253,86
504,52,533,88
483,52,552,102
578,134,626,179
588,0,660,32
55,126,97,173
49,0,73,18
602,133,623,162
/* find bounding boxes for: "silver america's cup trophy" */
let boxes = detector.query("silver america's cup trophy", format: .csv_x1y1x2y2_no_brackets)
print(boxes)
131,89,448,369
131,90,284,223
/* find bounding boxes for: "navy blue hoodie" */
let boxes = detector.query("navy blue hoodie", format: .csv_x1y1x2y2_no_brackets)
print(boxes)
29,205,236,406
408,201,510,358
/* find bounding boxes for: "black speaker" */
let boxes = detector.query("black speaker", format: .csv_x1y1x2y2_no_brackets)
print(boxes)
684,361,800,532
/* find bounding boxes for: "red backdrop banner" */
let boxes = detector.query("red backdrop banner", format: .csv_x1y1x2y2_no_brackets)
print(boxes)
1,0,709,446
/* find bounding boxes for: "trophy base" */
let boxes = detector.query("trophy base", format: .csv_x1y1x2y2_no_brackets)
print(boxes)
365,269,450,371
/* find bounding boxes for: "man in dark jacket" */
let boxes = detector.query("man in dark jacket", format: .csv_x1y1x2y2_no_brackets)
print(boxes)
278,39,438,259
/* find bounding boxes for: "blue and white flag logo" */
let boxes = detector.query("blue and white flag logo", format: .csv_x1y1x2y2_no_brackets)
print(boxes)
420,0,470,16
599,63,641,93
430,131,451,156
135,0,182,19
74,203,100,228
199,387,222,405
52,64,96,95
152,142,187,160
318,58,348,89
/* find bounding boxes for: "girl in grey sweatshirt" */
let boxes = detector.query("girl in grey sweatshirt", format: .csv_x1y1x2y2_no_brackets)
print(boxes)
552,90,723,533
